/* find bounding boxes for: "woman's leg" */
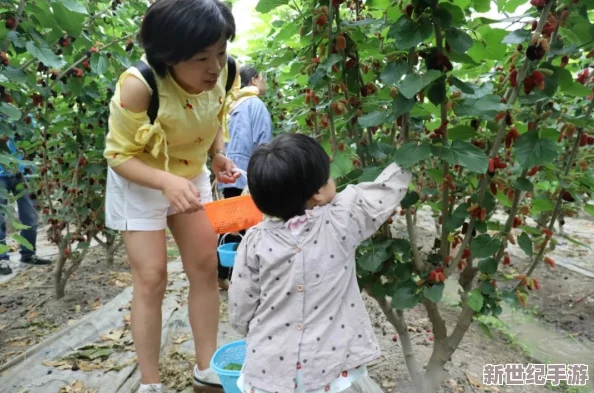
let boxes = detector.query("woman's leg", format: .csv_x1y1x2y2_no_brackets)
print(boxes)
123,230,168,384
167,210,219,371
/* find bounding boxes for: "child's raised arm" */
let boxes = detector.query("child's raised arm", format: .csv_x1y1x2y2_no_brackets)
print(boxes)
332,162,412,243
228,230,261,336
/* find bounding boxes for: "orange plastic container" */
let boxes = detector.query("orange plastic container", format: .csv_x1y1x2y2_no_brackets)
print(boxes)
204,195,263,234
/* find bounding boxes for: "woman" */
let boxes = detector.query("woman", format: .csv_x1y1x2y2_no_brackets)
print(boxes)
103,1,240,392
217,66,273,290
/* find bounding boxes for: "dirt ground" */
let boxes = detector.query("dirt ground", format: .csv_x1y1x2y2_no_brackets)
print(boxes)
0,234,180,368
1,218,592,392
364,296,555,393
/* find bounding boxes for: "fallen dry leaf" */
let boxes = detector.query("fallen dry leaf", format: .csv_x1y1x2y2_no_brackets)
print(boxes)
26,310,40,321
75,304,81,313
92,299,101,310
68,319,80,326
173,333,193,345
78,361,103,372
0,306,8,313
100,329,125,342
466,373,483,387
110,272,132,287
466,372,500,391
43,360,73,370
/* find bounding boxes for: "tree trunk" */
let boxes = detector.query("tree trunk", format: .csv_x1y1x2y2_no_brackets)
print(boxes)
54,251,67,299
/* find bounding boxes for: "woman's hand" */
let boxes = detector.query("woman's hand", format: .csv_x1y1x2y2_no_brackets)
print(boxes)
160,173,203,214
212,154,241,184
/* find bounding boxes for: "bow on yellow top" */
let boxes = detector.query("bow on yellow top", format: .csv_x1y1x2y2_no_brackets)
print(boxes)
134,119,170,172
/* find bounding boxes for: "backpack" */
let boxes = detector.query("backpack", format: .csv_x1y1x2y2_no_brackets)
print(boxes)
130,55,237,124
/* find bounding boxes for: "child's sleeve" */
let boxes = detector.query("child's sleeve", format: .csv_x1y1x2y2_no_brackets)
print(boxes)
332,162,412,243
228,230,261,336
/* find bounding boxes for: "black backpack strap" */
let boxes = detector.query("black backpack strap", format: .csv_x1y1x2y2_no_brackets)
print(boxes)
133,60,159,124
226,55,236,94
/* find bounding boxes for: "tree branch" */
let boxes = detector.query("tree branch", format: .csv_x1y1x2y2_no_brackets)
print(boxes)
524,96,594,278
49,34,134,90
371,293,424,391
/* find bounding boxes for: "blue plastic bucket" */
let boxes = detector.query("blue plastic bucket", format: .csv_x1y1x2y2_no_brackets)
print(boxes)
218,242,239,268
210,340,246,393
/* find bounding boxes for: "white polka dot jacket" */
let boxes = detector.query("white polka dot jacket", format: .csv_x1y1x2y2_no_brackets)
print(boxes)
228,162,413,393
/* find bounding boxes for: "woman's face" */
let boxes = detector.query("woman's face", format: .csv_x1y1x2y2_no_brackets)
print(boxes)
170,37,228,94
252,73,268,95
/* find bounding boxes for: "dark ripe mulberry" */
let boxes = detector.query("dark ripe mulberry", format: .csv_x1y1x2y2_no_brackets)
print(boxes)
526,44,545,61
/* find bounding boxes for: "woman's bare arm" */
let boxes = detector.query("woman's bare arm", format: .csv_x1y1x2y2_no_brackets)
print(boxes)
109,76,170,191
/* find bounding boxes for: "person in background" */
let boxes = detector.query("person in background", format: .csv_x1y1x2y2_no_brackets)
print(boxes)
216,65,273,290
0,136,51,276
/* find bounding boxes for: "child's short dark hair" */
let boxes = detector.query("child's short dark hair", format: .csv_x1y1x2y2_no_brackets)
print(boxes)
247,133,330,221
139,0,236,77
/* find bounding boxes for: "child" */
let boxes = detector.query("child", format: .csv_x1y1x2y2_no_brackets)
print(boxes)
228,133,412,393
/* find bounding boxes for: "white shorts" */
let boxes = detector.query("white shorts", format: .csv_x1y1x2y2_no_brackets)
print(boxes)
105,167,213,231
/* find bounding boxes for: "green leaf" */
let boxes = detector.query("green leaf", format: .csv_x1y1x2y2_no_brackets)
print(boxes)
502,29,531,44
448,125,478,140
440,3,465,26
471,235,501,259
472,0,490,12
514,130,558,169
478,257,498,275
445,203,469,232
331,152,354,179
532,198,555,213
388,16,433,49
445,28,473,53
514,178,534,192
585,203,594,216
423,283,444,303
453,94,508,120
433,8,453,29
368,143,394,160
427,77,447,106
0,244,8,255
0,102,21,120
52,0,87,37
358,246,389,272
441,140,488,173
479,322,493,338
391,95,416,119
451,77,477,94
381,61,407,85
91,54,110,75
393,142,431,168
275,23,299,41
10,221,30,230
467,28,507,61
358,111,388,128
256,0,290,13
518,232,533,257
12,234,34,251
401,191,420,209
391,281,421,309
479,280,496,296
467,288,485,312
396,70,443,99
25,42,66,69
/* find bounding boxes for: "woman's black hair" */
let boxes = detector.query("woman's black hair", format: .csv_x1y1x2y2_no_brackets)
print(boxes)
247,133,331,221
139,0,236,77
239,66,259,88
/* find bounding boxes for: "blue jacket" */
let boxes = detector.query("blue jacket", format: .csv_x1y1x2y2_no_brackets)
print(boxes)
0,118,36,177
219,97,273,190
